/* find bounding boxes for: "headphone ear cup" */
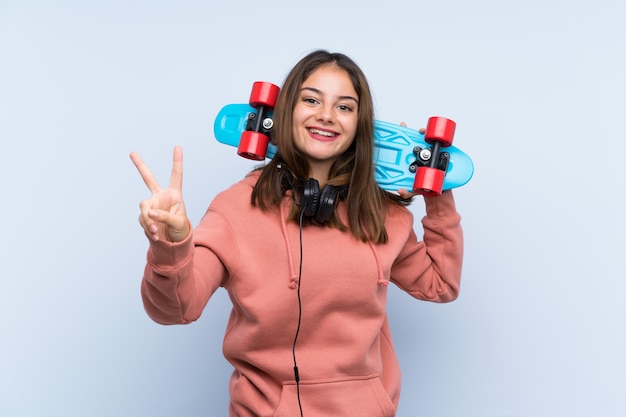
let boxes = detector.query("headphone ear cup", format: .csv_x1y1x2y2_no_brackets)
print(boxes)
315,185,339,223
302,178,320,217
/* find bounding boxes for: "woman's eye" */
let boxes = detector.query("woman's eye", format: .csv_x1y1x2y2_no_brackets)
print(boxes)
338,104,354,112
303,97,319,105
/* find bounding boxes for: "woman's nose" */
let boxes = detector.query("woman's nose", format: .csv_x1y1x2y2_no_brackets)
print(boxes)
316,104,334,123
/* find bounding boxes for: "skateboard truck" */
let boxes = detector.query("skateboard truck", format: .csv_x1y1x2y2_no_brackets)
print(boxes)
238,81,280,160
409,147,450,173
411,117,456,196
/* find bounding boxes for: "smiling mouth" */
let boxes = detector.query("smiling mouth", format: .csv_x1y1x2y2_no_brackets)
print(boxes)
308,127,338,140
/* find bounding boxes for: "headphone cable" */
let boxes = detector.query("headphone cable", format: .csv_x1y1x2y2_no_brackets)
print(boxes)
292,209,305,417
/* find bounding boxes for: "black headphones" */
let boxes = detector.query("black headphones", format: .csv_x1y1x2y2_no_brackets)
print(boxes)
278,163,348,223
301,178,348,223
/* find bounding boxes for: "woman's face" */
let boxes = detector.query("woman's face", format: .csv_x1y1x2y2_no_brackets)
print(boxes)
291,65,359,181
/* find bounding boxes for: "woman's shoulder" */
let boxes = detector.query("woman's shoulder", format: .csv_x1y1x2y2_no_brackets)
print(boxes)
385,198,415,228
241,169,261,188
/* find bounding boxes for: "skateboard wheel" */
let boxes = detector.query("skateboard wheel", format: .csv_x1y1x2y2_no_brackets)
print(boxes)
250,82,280,108
238,131,268,161
413,166,445,196
425,117,456,147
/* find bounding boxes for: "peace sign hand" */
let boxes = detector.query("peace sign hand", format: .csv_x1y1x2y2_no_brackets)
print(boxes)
130,146,191,242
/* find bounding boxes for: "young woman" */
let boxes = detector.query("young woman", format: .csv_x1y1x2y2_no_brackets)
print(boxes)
131,50,463,417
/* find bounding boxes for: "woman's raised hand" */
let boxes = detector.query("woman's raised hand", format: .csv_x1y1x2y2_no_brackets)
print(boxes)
130,146,191,242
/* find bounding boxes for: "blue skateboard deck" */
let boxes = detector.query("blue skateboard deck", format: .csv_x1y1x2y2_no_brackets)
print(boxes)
214,103,474,192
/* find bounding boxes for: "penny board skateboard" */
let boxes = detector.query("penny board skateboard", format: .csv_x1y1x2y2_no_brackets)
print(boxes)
213,82,474,194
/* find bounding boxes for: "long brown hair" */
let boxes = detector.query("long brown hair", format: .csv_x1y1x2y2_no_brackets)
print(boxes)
251,50,409,243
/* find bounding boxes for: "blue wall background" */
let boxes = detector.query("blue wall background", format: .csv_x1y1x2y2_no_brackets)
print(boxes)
1,1,624,416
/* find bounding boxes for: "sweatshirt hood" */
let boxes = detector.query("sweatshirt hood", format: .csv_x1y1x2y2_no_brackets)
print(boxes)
277,187,388,289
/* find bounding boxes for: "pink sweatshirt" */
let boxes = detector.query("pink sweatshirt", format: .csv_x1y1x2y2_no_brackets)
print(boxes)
141,172,463,417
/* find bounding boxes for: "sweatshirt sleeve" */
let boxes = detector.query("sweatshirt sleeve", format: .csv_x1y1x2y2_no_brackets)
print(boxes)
390,191,463,302
140,207,235,325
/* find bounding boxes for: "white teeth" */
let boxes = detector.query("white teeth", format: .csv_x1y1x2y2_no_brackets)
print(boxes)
309,128,335,137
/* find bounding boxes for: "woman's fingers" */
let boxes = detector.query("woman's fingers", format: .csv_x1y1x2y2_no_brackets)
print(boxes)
138,199,161,240
138,214,159,241
400,121,426,134
397,188,413,199
138,190,189,242
139,207,189,242
150,207,190,242
168,146,184,192
131,147,184,193
132,147,189,242
130,151,161,194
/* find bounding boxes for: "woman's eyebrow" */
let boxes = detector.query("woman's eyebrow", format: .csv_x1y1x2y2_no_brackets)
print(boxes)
300,86,359,104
